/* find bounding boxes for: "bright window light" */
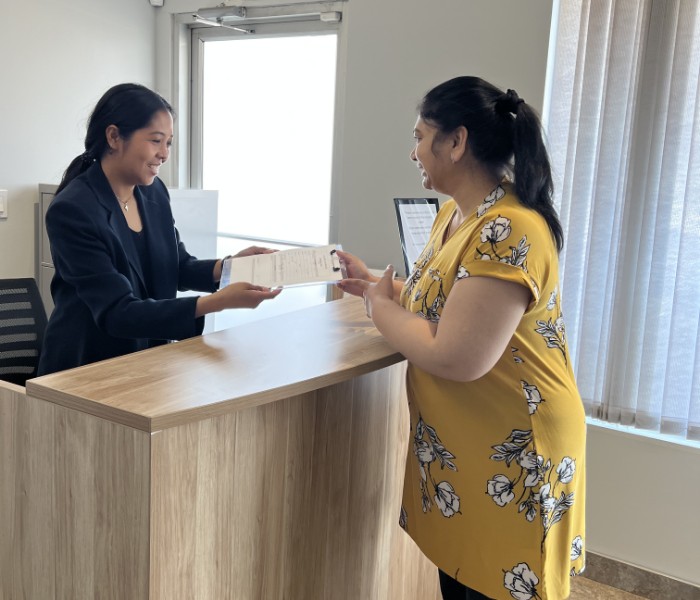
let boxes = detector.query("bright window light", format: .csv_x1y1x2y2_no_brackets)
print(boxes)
202,34,337,246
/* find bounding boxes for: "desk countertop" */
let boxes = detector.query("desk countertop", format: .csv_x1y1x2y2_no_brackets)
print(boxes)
26,297,403,432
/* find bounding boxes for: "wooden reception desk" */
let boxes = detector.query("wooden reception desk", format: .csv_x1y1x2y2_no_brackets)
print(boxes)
1,297,440,599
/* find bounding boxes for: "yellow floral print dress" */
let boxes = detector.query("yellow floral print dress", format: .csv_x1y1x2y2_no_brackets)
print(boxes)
399,183,586,600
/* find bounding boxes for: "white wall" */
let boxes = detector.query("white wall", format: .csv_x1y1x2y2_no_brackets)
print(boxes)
0,0,157,278
586,423,700,586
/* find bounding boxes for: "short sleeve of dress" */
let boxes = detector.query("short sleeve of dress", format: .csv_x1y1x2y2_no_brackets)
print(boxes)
457,201,554,313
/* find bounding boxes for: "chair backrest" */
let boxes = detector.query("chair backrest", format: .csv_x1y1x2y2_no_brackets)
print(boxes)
0,278,48,386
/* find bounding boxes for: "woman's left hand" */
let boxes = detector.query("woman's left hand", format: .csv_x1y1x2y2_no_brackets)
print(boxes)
361,265,395,318
233,246,277,258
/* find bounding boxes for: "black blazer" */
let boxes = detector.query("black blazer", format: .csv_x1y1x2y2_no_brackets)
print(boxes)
38,163,218,376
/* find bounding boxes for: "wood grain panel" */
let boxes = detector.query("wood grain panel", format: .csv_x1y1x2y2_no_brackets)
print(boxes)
0,382,26,600
1,384,57,600
150,363,439,600
52,401,151,599
0,384,13,600
0,383,151,600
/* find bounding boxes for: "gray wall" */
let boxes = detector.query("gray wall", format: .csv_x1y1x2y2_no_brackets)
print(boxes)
0,0,156,278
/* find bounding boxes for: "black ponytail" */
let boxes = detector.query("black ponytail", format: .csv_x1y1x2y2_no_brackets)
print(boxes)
419,76,563,251
56,83,174,195
56,151,97,195
509,101,563,251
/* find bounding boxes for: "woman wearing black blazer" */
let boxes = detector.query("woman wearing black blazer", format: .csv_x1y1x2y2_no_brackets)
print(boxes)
38,83,280,376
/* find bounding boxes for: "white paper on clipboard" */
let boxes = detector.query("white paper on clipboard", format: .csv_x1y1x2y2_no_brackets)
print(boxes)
220,244,345,289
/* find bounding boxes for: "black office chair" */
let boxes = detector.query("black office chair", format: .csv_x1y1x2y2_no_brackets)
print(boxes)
0,278,48,386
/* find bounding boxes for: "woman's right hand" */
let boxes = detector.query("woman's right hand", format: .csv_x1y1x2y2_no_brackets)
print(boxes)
196,282,281,316
336,250,376,282
336,250,379,297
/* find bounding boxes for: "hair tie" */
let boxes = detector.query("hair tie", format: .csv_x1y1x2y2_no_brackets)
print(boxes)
496,89,525,115
80,150,95,165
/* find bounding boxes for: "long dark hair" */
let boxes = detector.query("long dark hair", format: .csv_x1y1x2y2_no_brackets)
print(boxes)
419,76,563,251
56,83,174,195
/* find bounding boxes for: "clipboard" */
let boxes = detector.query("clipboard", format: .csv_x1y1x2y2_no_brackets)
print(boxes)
221,244,346,288
394,198,439,275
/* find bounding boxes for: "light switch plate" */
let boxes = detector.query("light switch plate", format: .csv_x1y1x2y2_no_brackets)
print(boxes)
0,189,7,219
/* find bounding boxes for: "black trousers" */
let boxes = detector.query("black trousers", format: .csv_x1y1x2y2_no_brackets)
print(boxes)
439,570,494,600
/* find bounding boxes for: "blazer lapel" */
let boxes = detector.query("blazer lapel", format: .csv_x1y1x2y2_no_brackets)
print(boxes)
86,164,147,293
136,183,177,300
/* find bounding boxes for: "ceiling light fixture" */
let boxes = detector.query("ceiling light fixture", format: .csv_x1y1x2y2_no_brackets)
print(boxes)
192,14,254,34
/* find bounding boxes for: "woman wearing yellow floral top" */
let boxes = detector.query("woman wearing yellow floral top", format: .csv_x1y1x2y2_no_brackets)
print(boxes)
337,76,585,600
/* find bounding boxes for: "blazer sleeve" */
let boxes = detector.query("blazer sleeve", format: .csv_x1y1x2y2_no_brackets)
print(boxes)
47,196,205,342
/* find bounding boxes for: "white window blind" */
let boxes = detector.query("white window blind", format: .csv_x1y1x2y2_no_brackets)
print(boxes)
544,0,700,441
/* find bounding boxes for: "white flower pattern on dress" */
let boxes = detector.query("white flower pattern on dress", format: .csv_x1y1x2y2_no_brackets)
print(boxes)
500,235,530,271
474,214,532,277
535,315,567,363
556,457,576,484
412,268,446,322
512,347,524,364
455,265,470,281
487,474,516,507
404,245,434,300
413,415,460,517
546,285,558,311
434,481,461,517
521,380,545,415
481,216,512,245
570,535,583,561
489,429,577,547
504,562,541,600
476,184,506,217
518,451,547,488
540,482,575,542
570,534,586,576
